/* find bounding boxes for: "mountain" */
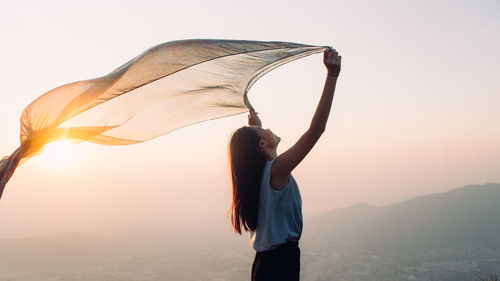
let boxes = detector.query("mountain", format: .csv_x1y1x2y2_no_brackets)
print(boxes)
1,183,499,281
303,182,500,251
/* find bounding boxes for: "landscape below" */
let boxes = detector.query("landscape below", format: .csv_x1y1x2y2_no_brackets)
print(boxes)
1,183,499,281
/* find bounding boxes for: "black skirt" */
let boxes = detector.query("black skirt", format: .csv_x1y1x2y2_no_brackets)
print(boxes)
251,241,300,281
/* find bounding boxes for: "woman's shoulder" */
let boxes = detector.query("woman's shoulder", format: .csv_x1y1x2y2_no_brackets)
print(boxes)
261,159,275,181
260,159,285,192
269,159,291,191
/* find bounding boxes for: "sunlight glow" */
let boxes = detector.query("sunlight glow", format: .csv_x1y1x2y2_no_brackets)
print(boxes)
42,140,76,169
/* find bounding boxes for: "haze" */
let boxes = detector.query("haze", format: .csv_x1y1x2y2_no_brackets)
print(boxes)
0,0,499,239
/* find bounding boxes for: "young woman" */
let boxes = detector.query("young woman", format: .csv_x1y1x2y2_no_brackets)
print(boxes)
229,47,341,281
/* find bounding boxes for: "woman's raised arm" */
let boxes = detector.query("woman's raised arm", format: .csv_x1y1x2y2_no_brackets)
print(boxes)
270,47,342,189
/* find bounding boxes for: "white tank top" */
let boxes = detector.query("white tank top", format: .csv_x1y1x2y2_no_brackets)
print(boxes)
250,159,303,252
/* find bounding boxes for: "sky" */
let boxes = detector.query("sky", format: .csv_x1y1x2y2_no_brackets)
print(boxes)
0,0,499,238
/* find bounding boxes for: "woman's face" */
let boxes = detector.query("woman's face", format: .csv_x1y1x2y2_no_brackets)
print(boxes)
250,126,281,149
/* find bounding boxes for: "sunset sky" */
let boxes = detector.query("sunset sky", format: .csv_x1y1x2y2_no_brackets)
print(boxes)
0,0,499,238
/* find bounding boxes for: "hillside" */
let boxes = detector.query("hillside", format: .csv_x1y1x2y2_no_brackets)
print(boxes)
1,183,499,280
303,182,500,251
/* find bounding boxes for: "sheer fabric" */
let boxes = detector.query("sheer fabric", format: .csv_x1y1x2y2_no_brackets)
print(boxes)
0,39,326,198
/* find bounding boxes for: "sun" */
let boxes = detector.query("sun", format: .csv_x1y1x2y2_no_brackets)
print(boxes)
42,140,76,169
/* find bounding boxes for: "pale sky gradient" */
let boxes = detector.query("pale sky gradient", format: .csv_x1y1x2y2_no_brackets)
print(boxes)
0,0,499,238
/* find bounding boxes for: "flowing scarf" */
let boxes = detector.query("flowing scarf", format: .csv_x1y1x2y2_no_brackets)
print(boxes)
0,39,326,199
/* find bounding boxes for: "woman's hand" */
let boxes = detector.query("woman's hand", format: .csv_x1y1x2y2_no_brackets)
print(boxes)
324,47,341,76
248,110,262,127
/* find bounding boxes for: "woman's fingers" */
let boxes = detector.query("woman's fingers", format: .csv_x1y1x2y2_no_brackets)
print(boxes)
331,50,338,63
324,47,336,61
324,48,338,64
249,110,259,119
323,47,331,61
248,110,262,127
324,47,341,76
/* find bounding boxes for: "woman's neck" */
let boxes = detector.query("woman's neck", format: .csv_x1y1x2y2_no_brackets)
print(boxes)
262,148,277,161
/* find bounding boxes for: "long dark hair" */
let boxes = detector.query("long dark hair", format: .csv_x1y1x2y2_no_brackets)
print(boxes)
229,126,266,234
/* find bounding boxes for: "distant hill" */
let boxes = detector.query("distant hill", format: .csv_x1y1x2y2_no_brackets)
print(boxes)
1,183,499,280
303,182,500,251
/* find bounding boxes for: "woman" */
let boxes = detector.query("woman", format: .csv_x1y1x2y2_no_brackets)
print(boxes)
229,47,341,281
